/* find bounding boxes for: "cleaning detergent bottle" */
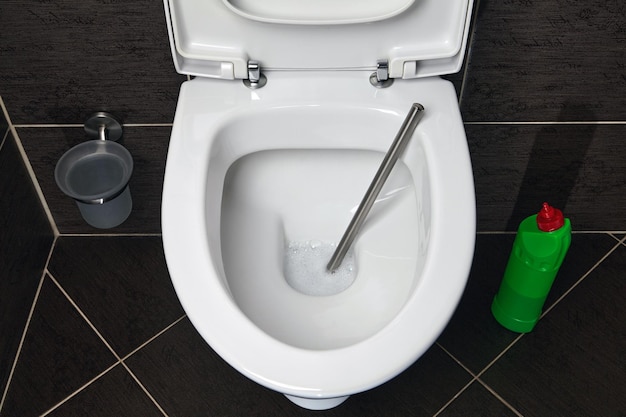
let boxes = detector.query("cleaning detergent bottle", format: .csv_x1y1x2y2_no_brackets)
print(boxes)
491,202,571,333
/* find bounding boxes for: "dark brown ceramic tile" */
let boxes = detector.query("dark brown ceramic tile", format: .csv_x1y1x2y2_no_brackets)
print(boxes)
437,234,519,374
47,236,184,357
1,276,117,417
124,318,293,417
467,124,626,231
0,0,186,124
438,381,519,417
0,133,53,397
18,126,169,234
437,233,619,374
481,244,626,416
341,344,472,417
126,318,472,416
461,0,626,122
442,0,482,99
46,364,163,417
0,109,7,134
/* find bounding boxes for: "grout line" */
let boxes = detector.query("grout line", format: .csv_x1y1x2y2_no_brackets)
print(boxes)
113,316,188,417
13,124,83,128
121,315,187,362
475,378,525,417
436,343,478,378
569,230,626,234
19,274,174,417
118,316,188,417
477,230,626,235
118,363,169,416
11,121,626,128
0,96,60,238
433,343,523,417
115,316,188,417
475,333,526,380
120,123,173,128
13,123,173,128
46,272,122,361
0,236,58,412
42,273,182,417
432,342,525,417
464,121,626,125
431,377,476,417
58,233,162,237
611,234,626,246
540,235,625,320
0,274,46,412
1,127,7,151
38,362,120,417
39,235,178,416
58,231,626,238
42,272,170,414
432,343,478,416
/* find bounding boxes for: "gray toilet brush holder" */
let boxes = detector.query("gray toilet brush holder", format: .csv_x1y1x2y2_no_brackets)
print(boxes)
55,112,134,229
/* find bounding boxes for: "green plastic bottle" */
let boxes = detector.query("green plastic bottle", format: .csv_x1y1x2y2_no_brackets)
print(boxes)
491,202,571,333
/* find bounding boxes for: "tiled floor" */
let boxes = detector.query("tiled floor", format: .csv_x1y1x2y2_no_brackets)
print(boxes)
1,233,625,416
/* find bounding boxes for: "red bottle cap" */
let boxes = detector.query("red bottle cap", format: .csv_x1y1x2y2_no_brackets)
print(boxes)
536,202,565,232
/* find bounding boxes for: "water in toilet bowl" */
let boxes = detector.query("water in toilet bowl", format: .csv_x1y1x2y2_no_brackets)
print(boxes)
220,148,426,350
284,240,356,296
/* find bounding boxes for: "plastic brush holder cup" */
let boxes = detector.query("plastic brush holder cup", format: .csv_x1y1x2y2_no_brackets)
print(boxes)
55,139,133,229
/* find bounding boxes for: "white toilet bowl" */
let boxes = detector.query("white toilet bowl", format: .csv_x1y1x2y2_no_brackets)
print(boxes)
162,70,476,409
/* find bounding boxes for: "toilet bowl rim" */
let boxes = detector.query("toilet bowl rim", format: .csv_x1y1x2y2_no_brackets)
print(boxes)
163,183,475,397
161,74,476,396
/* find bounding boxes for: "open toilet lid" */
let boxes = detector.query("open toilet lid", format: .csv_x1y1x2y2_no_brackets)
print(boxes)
164,0,474,80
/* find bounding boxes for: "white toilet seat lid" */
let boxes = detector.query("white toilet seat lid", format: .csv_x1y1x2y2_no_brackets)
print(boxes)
164,0,473,80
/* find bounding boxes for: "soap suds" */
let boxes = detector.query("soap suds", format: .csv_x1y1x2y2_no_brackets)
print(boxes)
284,240,357,296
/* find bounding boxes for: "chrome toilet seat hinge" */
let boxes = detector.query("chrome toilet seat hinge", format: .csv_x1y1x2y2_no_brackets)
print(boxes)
370,60,394,88
243,60,267,89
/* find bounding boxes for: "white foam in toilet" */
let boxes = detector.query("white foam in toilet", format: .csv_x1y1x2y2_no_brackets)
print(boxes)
284,240,356,296
220,148,423,350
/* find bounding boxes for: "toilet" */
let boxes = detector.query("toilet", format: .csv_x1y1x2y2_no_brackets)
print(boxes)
161,0,476,410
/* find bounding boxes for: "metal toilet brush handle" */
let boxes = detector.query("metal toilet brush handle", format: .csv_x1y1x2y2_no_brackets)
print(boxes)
327,103,425,272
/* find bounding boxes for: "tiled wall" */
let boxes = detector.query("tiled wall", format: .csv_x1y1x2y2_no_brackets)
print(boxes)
0,0,625,236
463,0,626,230
0,0,186,124
0,0,186,235
0,105,54,401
